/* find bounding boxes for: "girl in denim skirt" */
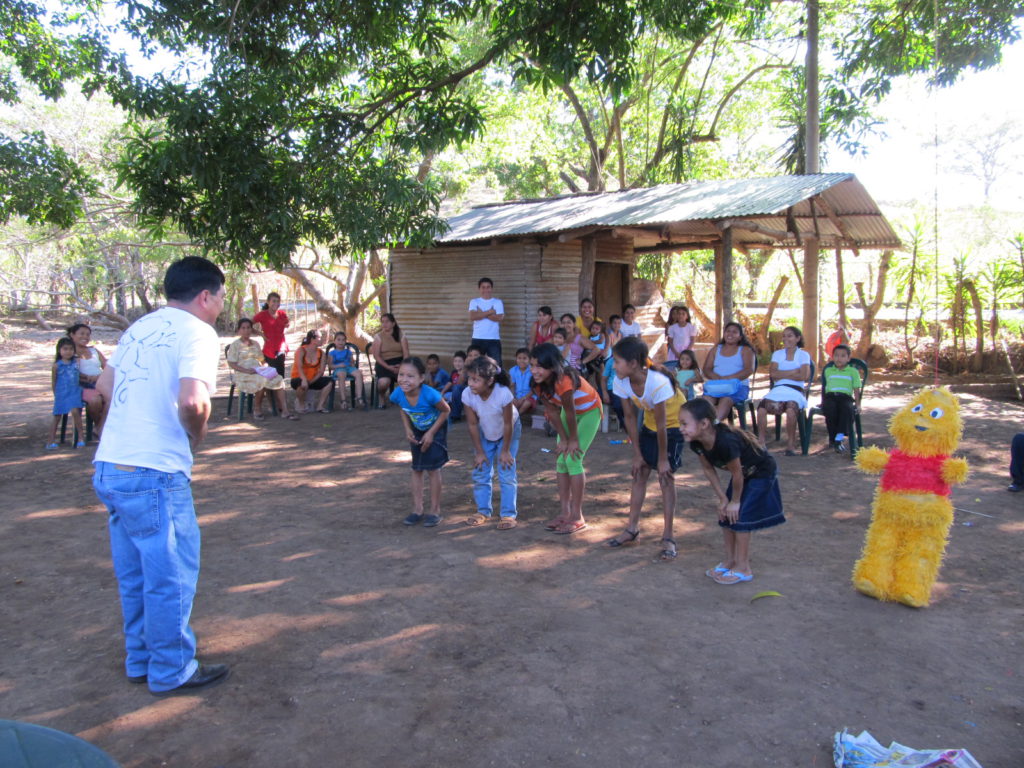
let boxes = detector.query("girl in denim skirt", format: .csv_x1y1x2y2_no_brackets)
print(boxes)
680,397,785,585
391,357,450,527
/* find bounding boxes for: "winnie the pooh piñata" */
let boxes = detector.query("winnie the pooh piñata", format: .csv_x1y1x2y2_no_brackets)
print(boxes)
853,386,969,607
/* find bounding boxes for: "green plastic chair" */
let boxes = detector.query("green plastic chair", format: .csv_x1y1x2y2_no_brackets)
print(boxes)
803,358,869,459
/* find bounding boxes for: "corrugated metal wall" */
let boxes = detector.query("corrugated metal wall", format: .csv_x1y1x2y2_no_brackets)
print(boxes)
390,242,584,366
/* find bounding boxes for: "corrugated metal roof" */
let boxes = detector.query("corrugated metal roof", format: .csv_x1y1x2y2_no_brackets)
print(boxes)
436,173,900,249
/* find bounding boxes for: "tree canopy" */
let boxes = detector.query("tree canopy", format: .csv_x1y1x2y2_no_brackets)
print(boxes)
1,0,1022,268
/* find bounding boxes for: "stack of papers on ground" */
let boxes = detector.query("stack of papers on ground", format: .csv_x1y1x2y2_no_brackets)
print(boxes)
833,729,983,768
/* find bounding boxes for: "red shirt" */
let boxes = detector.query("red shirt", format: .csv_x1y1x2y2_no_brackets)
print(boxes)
253,309,290,358
879,450,950,496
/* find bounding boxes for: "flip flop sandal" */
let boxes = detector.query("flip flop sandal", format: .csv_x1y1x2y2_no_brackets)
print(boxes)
713,569,753,585
283,414,300,420
553,520,587,535
606,529,639,548
465,513,491,527
659,538,678,559
544,517,568,531
705,563,730,578
497,518,518,530
253,413,265,420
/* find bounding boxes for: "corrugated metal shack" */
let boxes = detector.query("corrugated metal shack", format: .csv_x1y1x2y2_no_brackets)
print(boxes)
389,173,900,365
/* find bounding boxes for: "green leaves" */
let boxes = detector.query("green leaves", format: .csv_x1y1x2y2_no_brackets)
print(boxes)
0,131,96,226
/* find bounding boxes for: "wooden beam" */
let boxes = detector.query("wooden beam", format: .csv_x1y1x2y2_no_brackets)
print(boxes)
835,247,848,331
714,244,724,339
721,226,734,323
812,195,860,254
579,236,597,301
717,219,795,241
803,236,821,366
634,240,721,255
558,226,602,243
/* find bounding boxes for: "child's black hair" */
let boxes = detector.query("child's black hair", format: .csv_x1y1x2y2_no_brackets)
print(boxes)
54,336,76,362
453,350,467,360
515,347,530,357
426,353,440,362
677,349,699,370
552,328,568,341
464,355,511,388
466,343,486,356
623,303,636,312
400,356,426,376
681,398,763,453
611,337,680,393
832,344,852,357
530,342,580,398
608,314,621,325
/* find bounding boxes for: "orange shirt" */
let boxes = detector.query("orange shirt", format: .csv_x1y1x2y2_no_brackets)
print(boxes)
535,374,602,414
291,347,324,381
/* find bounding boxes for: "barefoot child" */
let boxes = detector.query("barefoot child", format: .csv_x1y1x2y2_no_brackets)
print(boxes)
606,337,688,559
48,337,84,449
680,398,785,584
530,342,603,535
462,356,521,530
392,357,450,527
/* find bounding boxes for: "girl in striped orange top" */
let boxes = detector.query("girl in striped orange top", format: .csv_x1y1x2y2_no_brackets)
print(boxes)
530,342,603,535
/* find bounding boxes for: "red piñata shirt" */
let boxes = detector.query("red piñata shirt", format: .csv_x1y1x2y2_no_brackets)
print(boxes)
879,450,950,496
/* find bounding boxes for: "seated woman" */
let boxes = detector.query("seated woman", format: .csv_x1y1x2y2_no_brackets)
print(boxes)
67,323,107,436
756,326,812,455
227,318,298,420
701,321,756,421
290,330,333,413
531,306,557,347
371,313,409,409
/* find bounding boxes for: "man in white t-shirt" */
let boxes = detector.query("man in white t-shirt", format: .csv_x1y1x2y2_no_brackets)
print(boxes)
620,304,644,338
92,256,230,697
468,277,504,363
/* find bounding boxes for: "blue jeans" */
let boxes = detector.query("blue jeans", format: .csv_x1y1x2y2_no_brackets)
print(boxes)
449,384,466,419
472,420,521,518
471,338,502,364
93,462,200,692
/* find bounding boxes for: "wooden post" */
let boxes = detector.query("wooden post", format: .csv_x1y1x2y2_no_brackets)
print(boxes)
579,236,597,304
714,244,724,339
721,226,734,324
835,248,847,330
250,284,259,314
805,0,820,174
802,236,820,365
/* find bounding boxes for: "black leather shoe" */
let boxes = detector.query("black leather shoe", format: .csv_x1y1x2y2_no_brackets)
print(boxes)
151,663,230,697
127,674,147,684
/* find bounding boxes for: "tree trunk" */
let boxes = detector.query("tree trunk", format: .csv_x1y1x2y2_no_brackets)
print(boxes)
854,249,893,359
759,276,789,341
683,285,714,337
963,279,985,372
835,248,847,330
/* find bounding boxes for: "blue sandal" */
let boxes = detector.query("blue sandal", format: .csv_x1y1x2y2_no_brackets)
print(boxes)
713,569,753,585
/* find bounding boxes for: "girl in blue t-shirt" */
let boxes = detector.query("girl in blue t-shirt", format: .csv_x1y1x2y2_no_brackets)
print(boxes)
390,357,451,527
328,331,366,409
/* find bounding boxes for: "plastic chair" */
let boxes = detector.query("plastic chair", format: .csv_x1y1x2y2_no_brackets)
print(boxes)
803,358,869,458
366,341,395,409
225,345,277,420
752,359,815,455
326,342,364,411
60,411,93,447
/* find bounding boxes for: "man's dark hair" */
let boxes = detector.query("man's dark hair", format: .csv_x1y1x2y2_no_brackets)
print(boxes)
478,277,493,288
164,257,225,302
426,353,440,362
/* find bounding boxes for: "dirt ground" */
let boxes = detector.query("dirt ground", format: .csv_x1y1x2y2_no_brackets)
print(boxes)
1,326,1022,768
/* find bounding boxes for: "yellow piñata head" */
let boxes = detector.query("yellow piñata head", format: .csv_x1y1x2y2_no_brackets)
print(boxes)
888,386,962,457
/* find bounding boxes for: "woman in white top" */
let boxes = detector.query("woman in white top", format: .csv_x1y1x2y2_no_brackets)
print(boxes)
701,321,756,421
67,323,108,435
619,304,644,338
756,326,812,455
